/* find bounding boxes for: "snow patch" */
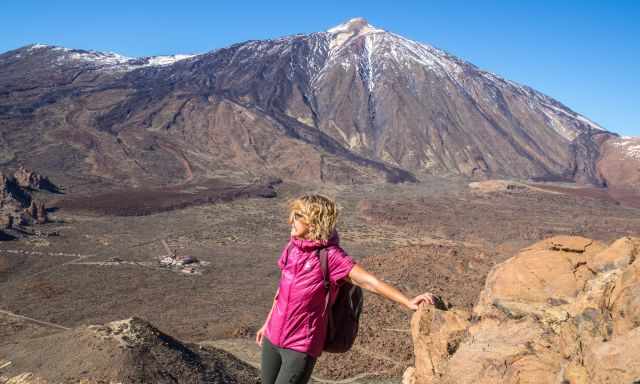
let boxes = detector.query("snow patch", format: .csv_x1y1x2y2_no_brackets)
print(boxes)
140,54,195,66
539,101,604,133
66,51,132,65
363,35,375,91
611,137,640,160
27,44,48,51
538,107,578,141
47,46,196,72
575,114,604,131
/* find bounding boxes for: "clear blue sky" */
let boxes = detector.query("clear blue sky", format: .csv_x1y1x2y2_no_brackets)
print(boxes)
2,0,638,136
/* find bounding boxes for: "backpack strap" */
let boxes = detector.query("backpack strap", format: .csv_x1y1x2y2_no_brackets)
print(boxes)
317,248,333,327
318,248,330,290
283,242,295,267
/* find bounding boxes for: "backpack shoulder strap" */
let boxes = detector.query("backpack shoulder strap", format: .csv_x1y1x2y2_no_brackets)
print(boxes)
318,248,333,317
318,248,330,290
283,242,294,267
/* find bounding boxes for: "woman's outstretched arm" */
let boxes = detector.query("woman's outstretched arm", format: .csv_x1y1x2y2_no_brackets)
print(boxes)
346,265,434,310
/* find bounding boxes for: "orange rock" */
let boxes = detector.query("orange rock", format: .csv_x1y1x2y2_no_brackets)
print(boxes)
475,236,604,317
587,236,639,272
610,259,640,335
410,306,470,383
408,236,640,384
584,327,640,383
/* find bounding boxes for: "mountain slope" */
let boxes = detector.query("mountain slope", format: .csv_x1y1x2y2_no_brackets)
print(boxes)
0,18,617,189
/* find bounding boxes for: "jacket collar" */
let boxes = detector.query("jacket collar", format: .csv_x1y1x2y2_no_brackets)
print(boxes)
291,231,340,252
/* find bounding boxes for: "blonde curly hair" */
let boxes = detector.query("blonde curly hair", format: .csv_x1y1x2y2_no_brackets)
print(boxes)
288,194,338,241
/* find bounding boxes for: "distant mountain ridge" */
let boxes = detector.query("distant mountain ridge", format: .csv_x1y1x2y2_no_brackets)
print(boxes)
0,17,627,190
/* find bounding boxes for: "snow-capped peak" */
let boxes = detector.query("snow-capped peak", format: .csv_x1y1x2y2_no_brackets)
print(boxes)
327,17,383,35
327,18,384,51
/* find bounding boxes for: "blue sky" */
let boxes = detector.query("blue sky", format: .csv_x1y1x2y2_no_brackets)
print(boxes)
2,0,638,136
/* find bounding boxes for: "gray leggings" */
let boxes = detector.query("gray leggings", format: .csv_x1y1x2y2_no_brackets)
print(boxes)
261,336,317,384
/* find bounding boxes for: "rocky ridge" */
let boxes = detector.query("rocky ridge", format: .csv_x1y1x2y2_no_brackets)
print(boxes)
405,235,640,384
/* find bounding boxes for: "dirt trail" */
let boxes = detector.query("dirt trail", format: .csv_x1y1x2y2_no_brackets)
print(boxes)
0,249,94,258
156,141,194,184
21,254,92,279
0,309,70,331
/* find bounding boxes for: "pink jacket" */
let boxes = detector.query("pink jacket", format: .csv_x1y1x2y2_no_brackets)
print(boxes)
264,232,356,357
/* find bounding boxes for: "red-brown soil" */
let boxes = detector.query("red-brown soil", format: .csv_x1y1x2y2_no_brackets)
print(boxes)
2,178,640,382
50,178,278,216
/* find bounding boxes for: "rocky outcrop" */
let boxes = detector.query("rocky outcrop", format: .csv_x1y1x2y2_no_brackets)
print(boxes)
13,167,58,192
0,170,54,239
405,235,640,384
0,173,51,228
0,173,31,210
24,200,47,224
0,317,259,384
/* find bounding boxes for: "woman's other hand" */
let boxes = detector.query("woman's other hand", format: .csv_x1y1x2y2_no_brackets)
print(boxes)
256,324,266,346
408,292,435,310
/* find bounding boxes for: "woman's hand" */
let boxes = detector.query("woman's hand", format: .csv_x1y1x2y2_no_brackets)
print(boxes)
256,324,266,346
408,292,436,310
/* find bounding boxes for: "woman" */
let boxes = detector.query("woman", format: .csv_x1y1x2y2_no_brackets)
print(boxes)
256,194,435,384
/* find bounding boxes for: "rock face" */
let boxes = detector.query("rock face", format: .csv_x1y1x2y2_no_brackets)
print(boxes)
0,173,31,211
25,200,47,224
597,136,640,204
13,166,58,192
405,235,640,384
0,317,259,384
0,172,50,234
0,18,618,187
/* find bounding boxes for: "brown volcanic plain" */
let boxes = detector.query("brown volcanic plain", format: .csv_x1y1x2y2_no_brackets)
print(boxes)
2,178,640,382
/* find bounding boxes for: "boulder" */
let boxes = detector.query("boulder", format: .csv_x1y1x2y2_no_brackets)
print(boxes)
406,236,640,384
474,236,605,318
